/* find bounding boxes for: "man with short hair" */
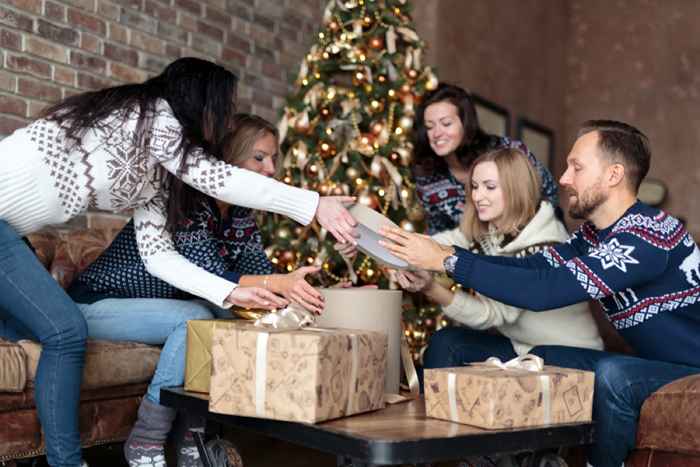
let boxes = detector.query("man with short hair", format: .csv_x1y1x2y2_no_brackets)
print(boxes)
382,120,700,467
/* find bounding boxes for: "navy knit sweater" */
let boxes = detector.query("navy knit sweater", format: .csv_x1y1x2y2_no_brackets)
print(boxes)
453,201,700,367
69,199,273,303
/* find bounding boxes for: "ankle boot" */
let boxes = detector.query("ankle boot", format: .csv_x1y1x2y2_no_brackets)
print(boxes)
124,398,177,467
176,414,206,467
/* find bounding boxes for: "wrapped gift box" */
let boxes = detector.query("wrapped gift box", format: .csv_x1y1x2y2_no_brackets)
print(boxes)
424,362,594,429
209,321,387,423
184,319,222,393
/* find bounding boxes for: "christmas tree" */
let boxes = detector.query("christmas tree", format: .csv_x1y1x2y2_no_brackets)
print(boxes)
259,0,441,361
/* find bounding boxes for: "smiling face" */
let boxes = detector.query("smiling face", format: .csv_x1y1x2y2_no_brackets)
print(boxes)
238,131,277,178
559,131,609,219
470,160,506,225
423,101,465,157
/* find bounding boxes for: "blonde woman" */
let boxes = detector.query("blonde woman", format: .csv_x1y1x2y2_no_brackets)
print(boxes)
394,147,603,370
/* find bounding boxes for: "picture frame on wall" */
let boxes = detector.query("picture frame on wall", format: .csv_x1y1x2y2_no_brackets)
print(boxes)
516,118,554,170
472,94,510,138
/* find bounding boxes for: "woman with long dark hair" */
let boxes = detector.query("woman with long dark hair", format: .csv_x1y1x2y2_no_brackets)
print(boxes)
0,57,354,467
412,83,558,234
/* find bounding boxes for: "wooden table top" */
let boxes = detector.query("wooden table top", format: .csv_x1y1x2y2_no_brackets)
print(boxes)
161,388,594,465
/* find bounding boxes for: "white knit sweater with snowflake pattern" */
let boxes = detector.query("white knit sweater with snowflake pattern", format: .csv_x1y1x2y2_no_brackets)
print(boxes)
0,99,318,307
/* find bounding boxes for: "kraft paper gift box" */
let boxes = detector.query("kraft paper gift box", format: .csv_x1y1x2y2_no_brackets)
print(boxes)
184,319,222,393
424,356,595,429
208,321,387,423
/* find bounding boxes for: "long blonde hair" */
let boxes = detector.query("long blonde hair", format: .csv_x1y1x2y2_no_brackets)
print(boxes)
460,147,541,242
219,113,279,167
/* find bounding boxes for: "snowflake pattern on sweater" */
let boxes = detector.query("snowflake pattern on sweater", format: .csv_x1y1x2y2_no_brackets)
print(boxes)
71,200,272,301
414,137,558,234
454,202,700,367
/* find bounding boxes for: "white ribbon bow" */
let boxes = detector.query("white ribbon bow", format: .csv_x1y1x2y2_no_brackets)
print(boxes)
483,354,544,372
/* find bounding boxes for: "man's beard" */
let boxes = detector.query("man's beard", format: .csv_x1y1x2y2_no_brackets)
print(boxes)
567,183,608,220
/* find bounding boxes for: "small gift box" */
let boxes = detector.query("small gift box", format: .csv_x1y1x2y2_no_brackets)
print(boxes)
184,319,223,393
208,320,387,423
424,355,594,429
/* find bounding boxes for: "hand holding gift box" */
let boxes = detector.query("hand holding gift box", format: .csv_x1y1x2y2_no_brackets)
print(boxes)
424,355,594,429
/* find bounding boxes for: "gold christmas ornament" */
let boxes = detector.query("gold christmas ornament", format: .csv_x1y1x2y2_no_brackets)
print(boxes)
319,141,336,159
362,15,372,26
369,36,384,50
369,99,384,113
277,227,291,240
320,107,331,118
400,83,411,94
305,163,320,179
346,166,360,179
400,220,415,232
407,68,418,80
370,120,384,135
399,115,413,130
378,74,387,83
329,20,339,31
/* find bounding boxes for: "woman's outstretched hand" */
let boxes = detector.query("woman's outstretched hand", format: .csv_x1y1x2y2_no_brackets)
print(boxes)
226,286,288,310
391,269,433,292
316,196,358,245
270,266,325,314
379,227,454,272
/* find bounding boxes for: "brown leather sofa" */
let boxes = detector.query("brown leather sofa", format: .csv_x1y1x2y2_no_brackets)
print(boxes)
0,229,161,464
564,304,700,466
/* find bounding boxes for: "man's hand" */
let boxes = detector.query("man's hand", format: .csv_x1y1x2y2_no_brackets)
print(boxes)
379,227,454,272
269,266,325,314
226,286,288,309
316,196,358,245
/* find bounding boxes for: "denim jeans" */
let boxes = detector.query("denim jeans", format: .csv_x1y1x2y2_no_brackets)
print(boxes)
77,298,229,404
0,220,86,467
423,327,700,467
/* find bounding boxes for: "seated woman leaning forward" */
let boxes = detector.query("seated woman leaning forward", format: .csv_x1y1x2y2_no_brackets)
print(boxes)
0,57,355,467
393,147,602,375
69,114,325,467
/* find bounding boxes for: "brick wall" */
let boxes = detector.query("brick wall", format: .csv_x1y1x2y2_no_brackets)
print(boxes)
0,0,324,137
0,0,324,228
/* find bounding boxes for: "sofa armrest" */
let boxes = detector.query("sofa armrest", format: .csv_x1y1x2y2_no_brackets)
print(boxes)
636,374,700,454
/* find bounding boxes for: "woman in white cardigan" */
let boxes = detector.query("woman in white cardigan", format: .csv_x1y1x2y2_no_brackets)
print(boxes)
394,147,603,371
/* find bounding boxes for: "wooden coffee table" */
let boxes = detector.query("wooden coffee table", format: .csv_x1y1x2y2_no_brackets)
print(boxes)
161,387,594,466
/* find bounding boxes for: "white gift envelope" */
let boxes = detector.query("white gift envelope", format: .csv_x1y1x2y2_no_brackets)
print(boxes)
348,204,410,270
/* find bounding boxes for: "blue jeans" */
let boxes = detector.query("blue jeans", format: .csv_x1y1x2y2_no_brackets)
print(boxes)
424,327,700,467
0,220,86,467
77,298,229,404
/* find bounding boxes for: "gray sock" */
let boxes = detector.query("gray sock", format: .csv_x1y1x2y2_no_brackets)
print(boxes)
124,399,176,467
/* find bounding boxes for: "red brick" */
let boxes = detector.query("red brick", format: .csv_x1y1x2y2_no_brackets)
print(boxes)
0,5,33,32
109,62,148,83
0,28,21,50
97,0,120,21
68,9,106,36
222,47,247,68
70,50,107,73
190,33,220,57
103,42,138,67
62,0,96,11
24,36,68,63
252,13,275,32
45,2,66,21
140,54,168,73
77,72,113,90
0,115,27,136
4,0,42,14
174,0,201,16
6,53,52,79
110,0,143,11
0,94,27,117
130,30,164,54
119,9,157,34
28,100,48,118
157,21,187,44
262,61,285,81
63,88,82,99
197,20,224,41
165,44,180,57
177,12,196,32
17,78,62,102
54,66,77,86
144,0,176,23
226,33,252,53
80,33,102,54
0,71,16,92
204,6,229,27
108,23,128,44
37,19,80,46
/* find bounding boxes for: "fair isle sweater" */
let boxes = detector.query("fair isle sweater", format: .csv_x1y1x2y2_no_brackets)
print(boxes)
452,201,700,368
69,201,273,303
432,202,603,355
0,99,318,307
